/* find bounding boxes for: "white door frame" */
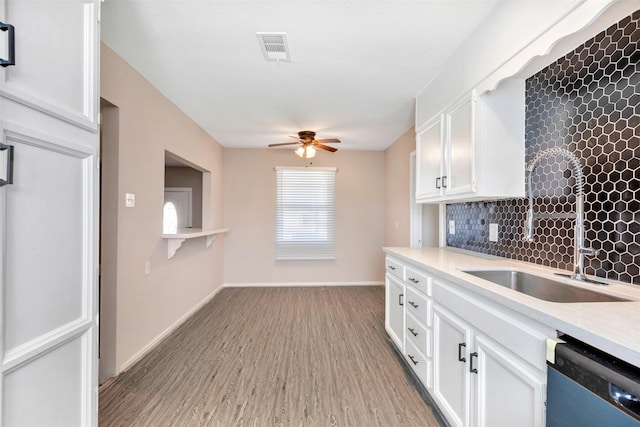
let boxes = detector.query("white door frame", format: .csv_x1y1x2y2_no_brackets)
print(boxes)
410,151,422,247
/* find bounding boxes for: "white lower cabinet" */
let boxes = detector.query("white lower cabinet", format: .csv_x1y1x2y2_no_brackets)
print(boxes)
432,279,549,427
385,274,405,351
384,255,552,427
474,335,545,427
433,305,472,427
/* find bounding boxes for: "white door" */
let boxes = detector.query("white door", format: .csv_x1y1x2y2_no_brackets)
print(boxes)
164,188,193,229
0,1,100,426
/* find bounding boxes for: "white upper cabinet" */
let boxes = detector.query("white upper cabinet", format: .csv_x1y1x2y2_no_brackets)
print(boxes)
416,79,525,203
445,96,474,196
416,114,444,200
413,0,627,204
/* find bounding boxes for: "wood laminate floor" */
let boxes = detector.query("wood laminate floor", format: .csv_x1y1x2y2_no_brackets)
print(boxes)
99,286,442,426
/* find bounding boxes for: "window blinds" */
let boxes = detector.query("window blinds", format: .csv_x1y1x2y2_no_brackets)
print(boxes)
275,167,336,260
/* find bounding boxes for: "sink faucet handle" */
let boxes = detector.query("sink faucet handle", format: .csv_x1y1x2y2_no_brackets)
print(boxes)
579,247,599,257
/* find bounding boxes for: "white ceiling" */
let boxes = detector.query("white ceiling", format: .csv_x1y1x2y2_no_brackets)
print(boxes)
101,0,502,151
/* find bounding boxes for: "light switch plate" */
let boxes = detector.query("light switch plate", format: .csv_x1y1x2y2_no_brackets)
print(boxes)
449,220,455,235
489,223,499,242
125,193,135,208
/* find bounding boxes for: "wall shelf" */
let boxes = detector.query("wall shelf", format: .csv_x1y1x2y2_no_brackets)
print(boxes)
162,227,229,259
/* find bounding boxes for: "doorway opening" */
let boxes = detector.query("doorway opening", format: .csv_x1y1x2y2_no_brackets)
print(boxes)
410,151,439,247
99,98,119,383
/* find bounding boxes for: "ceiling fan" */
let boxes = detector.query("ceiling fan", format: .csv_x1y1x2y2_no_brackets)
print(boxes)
268,130,340,158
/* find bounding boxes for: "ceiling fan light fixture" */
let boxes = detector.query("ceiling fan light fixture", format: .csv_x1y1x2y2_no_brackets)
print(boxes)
306,145,316,158
294,144,316,159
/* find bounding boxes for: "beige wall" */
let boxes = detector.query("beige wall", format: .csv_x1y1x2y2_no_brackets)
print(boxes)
101,44,225,374
223,148,385,284
383,128,415,247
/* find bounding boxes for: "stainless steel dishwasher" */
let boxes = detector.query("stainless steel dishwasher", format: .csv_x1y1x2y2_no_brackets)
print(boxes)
547,335,640,426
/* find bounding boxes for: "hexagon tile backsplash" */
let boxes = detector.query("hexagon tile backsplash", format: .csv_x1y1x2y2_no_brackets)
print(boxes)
446,9,640,285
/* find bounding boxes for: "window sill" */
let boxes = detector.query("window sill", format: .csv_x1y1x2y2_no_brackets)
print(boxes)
162,227,229,259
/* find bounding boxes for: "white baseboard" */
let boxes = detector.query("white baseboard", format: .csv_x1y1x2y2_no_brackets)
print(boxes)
117,286,223,374
224,281,384,288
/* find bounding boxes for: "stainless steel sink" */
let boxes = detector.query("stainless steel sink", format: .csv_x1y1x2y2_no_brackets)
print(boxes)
462,270,630,303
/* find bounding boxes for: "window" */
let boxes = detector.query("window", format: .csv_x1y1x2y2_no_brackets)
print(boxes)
275,167,336,260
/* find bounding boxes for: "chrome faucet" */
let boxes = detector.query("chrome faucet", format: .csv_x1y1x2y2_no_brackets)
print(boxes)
524,147,599,282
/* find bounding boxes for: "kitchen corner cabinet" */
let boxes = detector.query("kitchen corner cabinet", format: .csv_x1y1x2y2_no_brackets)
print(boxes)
384,255,552,427
415,79,525,203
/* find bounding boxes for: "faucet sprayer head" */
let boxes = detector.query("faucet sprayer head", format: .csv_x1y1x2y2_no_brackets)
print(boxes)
524,207,535,242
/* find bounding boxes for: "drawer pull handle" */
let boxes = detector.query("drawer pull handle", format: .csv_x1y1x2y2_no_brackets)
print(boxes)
436,177,441,189
442,175,447,188
0,22,15,67
458,342,466,362
398,293,404,306
389,265,396,270
470,352,478,374
0,143,14,186
408,277,419,284
408,327,418,337
408,354,418,366
408,301,419,309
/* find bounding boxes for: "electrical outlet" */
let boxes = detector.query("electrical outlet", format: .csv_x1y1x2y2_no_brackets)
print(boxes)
489,223,499,242
449,220,456,235
145,261,151,276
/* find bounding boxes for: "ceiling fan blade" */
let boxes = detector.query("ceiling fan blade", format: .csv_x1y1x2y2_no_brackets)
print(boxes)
314,138,341,144
268,142,300,147
315,143,338,152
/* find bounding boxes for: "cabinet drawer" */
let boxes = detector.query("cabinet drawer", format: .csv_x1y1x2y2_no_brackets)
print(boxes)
386,257,405,281
406,286,431,327
406,266,431,294
406,312,431,357
405,339,431,388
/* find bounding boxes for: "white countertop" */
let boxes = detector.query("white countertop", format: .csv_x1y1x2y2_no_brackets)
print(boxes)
384,246,640,367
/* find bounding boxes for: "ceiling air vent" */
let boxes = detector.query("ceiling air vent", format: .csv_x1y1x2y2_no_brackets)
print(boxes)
257,32,290,62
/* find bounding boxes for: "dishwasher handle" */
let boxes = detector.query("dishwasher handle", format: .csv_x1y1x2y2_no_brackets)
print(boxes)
610,383,640,418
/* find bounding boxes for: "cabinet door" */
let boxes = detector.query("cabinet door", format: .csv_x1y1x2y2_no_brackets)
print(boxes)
433,305,472,427
474,335,545,427
445,96,475,196
416,115,444,201
0,1,100,426
386,275,405,352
